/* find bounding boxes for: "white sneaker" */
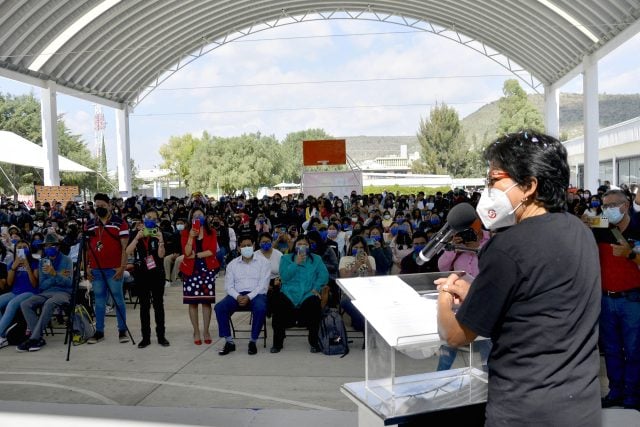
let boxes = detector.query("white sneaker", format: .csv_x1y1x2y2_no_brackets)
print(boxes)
105,306,114,314
0,337,8,349
164,280,172,288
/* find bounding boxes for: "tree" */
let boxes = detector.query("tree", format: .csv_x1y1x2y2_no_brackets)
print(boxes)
158,133,201,187
497,79,544,134
413,103,479,178
280,129,333,183
189,133,282,194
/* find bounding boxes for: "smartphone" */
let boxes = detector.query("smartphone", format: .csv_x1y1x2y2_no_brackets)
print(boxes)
192,218,201,233
1,226,7,235
17,248,25,259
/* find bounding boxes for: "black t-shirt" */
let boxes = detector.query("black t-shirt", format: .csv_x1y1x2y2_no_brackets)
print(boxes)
456,213,601,426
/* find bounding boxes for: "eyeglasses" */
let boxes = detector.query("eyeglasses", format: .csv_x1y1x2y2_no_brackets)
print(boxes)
486,171,511,193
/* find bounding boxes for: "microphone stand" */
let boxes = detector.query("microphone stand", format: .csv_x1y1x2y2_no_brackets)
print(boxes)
82,224,136,346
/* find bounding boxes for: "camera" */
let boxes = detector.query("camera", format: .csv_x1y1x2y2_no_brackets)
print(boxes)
457,228,477,243
143,227,158,237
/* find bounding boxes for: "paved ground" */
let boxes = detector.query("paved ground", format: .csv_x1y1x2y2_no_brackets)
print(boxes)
0,274,638,426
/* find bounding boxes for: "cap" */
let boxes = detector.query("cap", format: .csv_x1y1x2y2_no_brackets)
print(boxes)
44,233,60,245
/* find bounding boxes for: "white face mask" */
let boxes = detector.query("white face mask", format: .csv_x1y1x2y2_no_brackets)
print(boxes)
240,246,254,258
603,207,624,225
476,183,522,230
426,202,435,210
176,224,185,231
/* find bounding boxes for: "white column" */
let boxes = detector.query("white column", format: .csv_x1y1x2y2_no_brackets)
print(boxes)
582,55,600,193
543,83,560,139
116,105,132,197
41,81,60,186
612,155,617,187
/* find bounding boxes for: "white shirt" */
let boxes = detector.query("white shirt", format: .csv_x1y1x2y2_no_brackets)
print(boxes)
254,248,283,279
224,255,270,300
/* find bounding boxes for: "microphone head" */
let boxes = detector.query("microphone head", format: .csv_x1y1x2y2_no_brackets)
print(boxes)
446,202,478,232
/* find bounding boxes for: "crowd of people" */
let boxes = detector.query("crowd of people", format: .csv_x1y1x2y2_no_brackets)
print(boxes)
1,137,640,419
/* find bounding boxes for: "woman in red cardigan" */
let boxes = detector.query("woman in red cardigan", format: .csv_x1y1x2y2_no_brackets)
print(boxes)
180,207,220,345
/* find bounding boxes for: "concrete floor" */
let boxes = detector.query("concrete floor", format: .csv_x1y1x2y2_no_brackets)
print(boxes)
0,274,638,426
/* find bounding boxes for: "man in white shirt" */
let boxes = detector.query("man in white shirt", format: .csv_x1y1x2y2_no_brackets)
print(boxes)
214,234,270,355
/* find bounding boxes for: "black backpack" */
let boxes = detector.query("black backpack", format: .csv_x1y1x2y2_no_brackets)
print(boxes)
6,309,27,345
317,308,349,357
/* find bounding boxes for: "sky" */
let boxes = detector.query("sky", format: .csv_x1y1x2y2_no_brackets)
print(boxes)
1,19,640,171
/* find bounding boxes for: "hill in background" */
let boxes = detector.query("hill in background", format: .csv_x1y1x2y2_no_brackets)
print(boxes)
462,93,640,144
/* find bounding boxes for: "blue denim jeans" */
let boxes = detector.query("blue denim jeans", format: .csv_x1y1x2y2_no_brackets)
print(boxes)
92,268,127,333
215,293,267,342
0,292,34,337
600,292,640,406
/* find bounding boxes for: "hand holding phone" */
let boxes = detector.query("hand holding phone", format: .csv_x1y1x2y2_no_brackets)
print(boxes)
16,248,25,259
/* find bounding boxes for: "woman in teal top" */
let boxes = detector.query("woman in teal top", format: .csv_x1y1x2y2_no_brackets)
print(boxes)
0,240,39,348
270,235,329,353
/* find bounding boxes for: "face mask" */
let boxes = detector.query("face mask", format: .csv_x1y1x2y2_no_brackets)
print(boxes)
143,219,157,229
590,201,600,208
14,211,22,217
319,230,328,241
351,248,361,257
342,224,351,231
258,218,265,224
476,184,521,230
396,218,404,224
430,217,441,226
96,207,108,218
176,224,185,231
193,216,205,225
260,242,272,252
11,238,19,245
351,217,358,222
35,222,44,228
413,244,426,254
44,246,58,258
383,215,390,220
327,230,338,239
390,228,398,236
604,207,624,225
310,242,318,251
426,202,435,210
240,246,254,258
296,245,309,256
32,239,43,249
372,235,382,242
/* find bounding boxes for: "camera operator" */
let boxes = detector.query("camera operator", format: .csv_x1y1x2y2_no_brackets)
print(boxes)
84,193,130,345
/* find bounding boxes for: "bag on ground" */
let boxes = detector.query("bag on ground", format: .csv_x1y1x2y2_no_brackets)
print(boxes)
6,309,27,345
317,307,349,357
72,304,96,345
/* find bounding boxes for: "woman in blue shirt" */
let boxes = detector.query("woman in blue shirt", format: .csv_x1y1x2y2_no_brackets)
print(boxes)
0,240,38,348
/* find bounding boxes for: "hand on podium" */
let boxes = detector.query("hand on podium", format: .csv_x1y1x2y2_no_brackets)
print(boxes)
435,273,471,306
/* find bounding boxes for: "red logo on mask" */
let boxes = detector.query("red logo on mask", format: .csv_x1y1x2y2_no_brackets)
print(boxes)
488,209,497,219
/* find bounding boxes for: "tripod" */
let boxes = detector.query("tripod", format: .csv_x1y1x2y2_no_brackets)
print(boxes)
64,235,84,361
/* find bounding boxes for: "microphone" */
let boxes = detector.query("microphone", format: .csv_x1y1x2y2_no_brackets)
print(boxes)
416,202,478,265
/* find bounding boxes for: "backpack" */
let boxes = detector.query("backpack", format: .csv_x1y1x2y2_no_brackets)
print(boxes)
6,309,28,345
317,308,349,357
72,304,95,345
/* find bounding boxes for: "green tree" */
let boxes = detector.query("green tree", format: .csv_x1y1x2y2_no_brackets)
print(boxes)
413,103,479,178
497,79,544,134
158,133,202,187
280,129,333,183
189,133,282,194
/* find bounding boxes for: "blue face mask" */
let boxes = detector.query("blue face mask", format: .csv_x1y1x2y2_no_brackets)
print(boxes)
390,228,398,236
590,201,600,208
372,235,382,242
44,246,58,258
351,248,361,257
430,217,441,226
11,238,19,245
413,244,426,254
310,242,318,251
31,239,43,250
396,218,404,224
342,224,351,231
260,242,272,252
319,230,328,241
143,219,157,229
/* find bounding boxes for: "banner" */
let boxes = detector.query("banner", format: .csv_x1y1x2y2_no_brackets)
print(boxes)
302,139,346,166
302,171,362,197
34,185,80,205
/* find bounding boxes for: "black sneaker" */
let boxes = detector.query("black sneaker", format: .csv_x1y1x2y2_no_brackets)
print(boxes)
16,339,36,353
119,331,129,343
248,341,257,355
157,337,170,347
87,331,105,344
137,338,151,349
218,341,236,356
269,345,282,354
29,338,46,352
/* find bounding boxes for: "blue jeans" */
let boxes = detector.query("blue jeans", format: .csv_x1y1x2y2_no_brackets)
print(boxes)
92,268,127,333
0,292,34,337
600,292,640,406
215,293,267,342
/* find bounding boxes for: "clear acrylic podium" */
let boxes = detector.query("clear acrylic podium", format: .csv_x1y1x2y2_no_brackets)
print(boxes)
338,272,489,426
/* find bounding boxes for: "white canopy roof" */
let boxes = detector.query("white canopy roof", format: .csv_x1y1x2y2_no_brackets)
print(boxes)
0,130,93,173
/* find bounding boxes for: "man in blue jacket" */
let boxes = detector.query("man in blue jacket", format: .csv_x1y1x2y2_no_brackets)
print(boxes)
17,233,73,352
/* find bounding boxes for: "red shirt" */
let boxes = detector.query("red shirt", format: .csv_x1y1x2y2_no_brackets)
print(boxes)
85,216,129,269
593,226,640,292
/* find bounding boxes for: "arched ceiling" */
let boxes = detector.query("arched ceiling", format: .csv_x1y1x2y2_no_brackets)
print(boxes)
1,0,639,109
